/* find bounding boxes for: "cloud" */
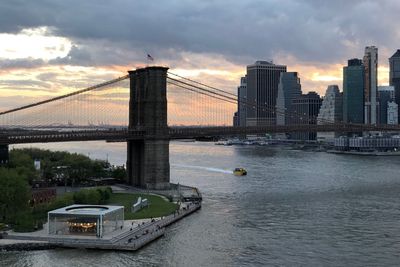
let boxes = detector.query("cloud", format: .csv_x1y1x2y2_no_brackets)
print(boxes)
49,45,92,66
0,0,399,68
0,58,45,70
0,79,52,91
1,0,400,108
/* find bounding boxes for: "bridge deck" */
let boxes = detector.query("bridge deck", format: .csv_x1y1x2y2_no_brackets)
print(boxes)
0,124,399,144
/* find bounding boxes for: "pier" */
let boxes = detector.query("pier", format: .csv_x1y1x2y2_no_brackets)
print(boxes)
1,201,201,252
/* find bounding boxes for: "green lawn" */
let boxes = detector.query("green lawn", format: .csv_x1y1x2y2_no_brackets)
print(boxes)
108,193,179,220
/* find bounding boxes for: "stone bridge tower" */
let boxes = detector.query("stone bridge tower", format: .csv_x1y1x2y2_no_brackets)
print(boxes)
126,66,170,190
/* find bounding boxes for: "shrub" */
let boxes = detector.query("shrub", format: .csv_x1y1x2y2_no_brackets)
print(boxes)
48,193,74,210
86,189,101,204
73,188,104,205
73,190,87,204
14,213,36,232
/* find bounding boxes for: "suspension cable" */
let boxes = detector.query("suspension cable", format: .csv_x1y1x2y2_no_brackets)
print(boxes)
0,74,129,116
167,76,336,125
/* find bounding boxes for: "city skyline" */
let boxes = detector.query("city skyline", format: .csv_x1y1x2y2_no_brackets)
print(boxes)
0,0,400,113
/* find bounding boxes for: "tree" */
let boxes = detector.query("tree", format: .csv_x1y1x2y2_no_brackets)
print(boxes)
111,166,127,181
0,168,30,223
8,150,38,182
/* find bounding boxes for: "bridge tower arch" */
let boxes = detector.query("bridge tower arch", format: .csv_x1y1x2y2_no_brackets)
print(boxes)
127,66,170,189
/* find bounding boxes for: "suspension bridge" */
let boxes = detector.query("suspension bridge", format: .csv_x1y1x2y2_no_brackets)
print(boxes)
0,66,399,189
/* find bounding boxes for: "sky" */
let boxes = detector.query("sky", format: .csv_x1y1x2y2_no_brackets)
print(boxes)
0,0,400,124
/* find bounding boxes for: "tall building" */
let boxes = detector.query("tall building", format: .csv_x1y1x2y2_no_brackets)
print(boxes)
343,58,364,124
291,92,322,140
276,72,302,126
237,76,247,126
388,101,398,124
246,61,287,126
363,46,378,124
378,86,395,124
389,50,400,120
317,85,343,142
233,112,239,127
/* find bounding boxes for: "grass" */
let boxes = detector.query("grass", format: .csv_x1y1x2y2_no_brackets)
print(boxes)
108,193,179,220
14,190,177,233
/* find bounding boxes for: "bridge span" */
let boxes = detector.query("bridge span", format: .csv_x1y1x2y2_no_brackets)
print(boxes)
1,124,400,145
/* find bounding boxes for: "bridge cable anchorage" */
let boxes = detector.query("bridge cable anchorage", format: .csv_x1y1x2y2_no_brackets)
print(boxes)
0,74,129,116
168,72,338,126
167,76,337,126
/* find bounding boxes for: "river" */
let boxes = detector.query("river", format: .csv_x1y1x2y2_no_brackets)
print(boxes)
2,141,400,266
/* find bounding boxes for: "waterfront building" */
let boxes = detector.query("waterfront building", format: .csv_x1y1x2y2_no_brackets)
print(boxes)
291,92,322,140
237,76,247,126
334,136,400,152
363,46,378,124
246,61,287,126
388,101,398,124
276,72,302,126
343,58,364,124
378,86,395,124
233,112,239,126
317,85,343,142
48,205,124,238
389,49,400,119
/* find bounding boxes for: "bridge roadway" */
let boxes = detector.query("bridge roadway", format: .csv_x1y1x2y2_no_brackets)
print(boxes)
1,124,400,145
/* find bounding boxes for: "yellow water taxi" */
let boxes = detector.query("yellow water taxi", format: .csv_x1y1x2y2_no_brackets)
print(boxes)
233,168,247,176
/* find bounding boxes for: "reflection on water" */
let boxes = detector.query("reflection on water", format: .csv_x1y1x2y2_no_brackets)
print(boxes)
4,141,400,266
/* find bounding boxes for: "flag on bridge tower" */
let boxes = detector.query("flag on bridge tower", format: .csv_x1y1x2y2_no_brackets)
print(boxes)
147,54,154,61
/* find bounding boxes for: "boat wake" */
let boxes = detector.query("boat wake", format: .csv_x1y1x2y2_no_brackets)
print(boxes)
172,164,232,174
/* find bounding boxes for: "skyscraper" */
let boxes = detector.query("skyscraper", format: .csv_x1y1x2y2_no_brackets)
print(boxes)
246,61,287,126
387,102,398,124
378,86,395,124
363,46,378,124
389,49,400,120
276,72,302,126
317,85,343,142
237,76,247,127
291,92,322,140
233,112,239,127
343,58,364,124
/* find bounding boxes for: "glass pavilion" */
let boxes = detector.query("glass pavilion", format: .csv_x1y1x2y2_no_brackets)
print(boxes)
48,204,124,238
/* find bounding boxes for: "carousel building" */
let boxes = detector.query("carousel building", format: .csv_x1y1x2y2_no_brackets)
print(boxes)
48,205,124,238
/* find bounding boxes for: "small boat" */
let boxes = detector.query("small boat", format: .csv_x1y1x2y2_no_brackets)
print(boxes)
233,168,247,176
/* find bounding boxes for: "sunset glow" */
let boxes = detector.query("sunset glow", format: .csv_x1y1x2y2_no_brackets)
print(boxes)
1,1,399,125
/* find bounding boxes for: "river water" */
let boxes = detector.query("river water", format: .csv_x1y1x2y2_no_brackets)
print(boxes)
3,141,400,266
